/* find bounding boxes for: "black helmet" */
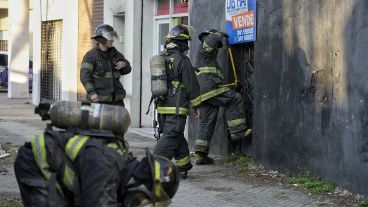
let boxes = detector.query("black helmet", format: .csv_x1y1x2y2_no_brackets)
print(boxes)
198,29,229,42
146,149,180,204
202,33,225,53
91,24,118,41
166,25,191,41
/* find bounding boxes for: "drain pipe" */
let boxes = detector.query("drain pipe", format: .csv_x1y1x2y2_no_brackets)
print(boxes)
139,0,144,127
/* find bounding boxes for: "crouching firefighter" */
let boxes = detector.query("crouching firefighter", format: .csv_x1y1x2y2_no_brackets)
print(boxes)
193,30,252,165
147,24,201,179
14,101,180,207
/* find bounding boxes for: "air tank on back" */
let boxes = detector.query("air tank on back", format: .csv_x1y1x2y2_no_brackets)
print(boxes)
150,55,168,96
49,101,131,134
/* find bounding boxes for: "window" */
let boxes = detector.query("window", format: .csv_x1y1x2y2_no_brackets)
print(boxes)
154,0,189,54
173,0,188,14
41,20,63,102
156,20,170,54
155,0,189,18
157,0,170,16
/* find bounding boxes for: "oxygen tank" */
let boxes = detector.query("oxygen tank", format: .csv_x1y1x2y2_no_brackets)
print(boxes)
150,55,168,96
49,101,131,134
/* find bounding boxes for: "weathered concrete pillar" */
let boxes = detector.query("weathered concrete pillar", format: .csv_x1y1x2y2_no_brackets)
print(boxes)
8,0,29,98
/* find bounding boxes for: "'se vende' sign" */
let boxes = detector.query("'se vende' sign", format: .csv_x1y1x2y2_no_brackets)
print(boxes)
226,0,257,44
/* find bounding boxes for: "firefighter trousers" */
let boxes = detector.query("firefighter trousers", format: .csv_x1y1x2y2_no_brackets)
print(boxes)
153,114,192,171
195,90,248,154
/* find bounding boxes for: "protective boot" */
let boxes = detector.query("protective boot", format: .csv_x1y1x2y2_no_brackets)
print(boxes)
228,140,242,155
195,152,214,165
178,162,193,179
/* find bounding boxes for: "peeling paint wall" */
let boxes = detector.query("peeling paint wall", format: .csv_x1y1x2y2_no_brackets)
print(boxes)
190,0,368,196
254,0,368,196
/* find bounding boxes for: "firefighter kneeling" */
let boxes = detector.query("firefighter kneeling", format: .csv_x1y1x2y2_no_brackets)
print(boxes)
14,101,179,207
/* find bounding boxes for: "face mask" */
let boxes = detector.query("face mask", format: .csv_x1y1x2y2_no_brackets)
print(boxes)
178,42,189,52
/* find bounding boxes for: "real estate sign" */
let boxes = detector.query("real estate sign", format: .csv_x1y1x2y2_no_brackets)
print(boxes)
225,0,256,44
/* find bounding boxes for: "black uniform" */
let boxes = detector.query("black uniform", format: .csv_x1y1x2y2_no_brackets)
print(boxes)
80,46,131,105
14,129,130,207
153,47,200,172
194,33,250,154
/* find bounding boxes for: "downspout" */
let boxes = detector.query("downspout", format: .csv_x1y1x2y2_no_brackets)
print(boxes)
139,0,144,127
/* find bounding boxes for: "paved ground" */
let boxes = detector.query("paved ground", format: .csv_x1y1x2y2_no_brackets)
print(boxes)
0,93,358,206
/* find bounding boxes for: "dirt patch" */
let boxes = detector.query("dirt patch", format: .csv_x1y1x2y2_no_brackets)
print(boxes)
0,193,22,207
215,158,361,207
0,143,19,166
0,144,18,166
202,186,234,192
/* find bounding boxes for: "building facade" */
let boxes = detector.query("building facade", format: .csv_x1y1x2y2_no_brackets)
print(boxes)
7,0,368,197
29,0,189,128
189,0,368,197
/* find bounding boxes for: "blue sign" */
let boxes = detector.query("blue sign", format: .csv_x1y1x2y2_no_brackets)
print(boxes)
225,0,257,44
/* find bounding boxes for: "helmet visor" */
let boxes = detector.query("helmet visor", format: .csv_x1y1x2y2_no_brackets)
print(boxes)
127,184,171,207
102,30,118,41
151,160,171,206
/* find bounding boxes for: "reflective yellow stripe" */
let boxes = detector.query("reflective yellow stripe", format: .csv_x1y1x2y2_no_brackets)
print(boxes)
106,143,126,156
200,87,231,103
190,95,202,107
227,118,246,128
63,165,76,192
230,129,252,139
31,133,51,179
157,106,189,115
154,160,161,198
196,67,224,79
179,33,190,38
168,58,175,70
171,80,182,89
81,62,93,71
176,156,191,167
98,95,113,102
202,41,213,53
191,87,231,106
195,139,209,147
31,133,64,197
92,71,121,79
65,135,89,161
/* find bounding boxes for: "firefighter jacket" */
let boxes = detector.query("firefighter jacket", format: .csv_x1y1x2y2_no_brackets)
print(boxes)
194,43,231,103
29,129,129,205
157,47,201,116
80,46,131,102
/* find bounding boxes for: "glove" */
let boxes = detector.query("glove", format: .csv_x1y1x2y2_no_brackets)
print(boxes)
235,82,242,92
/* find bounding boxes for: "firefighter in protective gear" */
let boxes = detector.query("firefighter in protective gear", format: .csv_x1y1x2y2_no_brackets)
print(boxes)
194,30,252,165
80,24,131,106
153,25,201,178
14,102,180,207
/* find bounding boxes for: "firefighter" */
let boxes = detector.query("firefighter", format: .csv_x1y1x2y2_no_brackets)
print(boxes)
80,24,131,106
194,30,252,165
14,101,179,207
153,25,201,178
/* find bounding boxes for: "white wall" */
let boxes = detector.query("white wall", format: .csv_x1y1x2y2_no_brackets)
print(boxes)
8,0,29,98
104,0,143,127
32,0,78,104
31,0,40,104
141,0,155,127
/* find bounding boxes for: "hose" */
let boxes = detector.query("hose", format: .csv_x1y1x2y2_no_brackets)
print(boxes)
219,47,239,88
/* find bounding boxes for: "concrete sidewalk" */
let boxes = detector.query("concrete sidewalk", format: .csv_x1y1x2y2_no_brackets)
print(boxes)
0,94,352,206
